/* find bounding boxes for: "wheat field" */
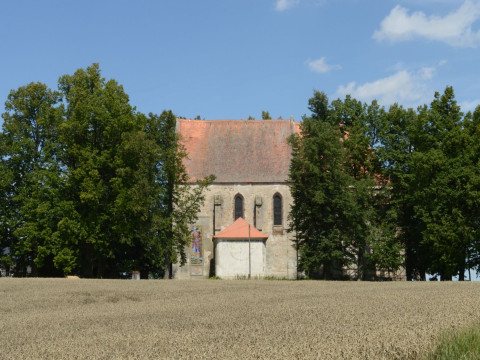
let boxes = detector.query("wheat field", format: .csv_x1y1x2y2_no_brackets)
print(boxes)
1,279,479,359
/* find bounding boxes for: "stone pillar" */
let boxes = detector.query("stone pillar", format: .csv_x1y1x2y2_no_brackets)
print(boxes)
214,195,222,232
254,195,263,230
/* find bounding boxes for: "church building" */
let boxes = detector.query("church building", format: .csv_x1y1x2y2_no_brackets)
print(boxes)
174,118,300,279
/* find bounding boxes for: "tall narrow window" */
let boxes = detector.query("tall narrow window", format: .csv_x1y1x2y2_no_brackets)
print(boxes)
234,194,244,220
273,194,282,226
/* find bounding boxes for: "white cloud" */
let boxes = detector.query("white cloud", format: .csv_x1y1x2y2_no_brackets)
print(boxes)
397,0,465,4
336,66,442,107
275,0,300,11
306,57,342,73
373,0,480,47
337,71,420,106
419,60,446,79
420,66,435,80
460,99,480,111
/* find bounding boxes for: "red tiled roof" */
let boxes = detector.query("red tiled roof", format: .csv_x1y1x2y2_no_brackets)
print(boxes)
177,119,300,183
213,217,268,239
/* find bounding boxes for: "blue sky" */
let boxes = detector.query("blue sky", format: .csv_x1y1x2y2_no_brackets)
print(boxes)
1,0,480,122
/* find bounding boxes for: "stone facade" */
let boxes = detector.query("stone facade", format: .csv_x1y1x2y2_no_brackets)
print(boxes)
173,184,297,279
174,119,299,279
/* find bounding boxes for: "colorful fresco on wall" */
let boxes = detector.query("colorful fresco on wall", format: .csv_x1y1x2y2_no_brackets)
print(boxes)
190,225,203,265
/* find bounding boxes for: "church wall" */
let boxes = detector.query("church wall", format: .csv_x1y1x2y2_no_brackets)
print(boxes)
174,183,297,279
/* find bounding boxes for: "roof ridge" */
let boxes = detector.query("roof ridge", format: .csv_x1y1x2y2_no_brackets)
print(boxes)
177,118,296,122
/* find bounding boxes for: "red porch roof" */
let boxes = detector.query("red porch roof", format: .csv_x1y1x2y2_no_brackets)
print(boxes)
213,217,268,239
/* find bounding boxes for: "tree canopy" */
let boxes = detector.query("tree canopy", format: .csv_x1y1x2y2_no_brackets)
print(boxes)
1,64,479,281
0,64,212,278
289,91,402,280
290,87,480,280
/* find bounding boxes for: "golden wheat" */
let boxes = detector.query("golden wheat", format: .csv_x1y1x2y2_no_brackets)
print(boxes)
1,279,479,359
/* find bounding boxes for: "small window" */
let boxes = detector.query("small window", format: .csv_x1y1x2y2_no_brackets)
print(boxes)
273,194,282,226
234,194,244,220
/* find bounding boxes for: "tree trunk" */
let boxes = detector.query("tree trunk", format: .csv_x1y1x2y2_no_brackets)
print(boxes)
140,269,149,279
357,248,364,281
163,254,172,279
97,258,104,279
405,244,415,281
459,251,466,281
419,270,426,281
440,273,452,281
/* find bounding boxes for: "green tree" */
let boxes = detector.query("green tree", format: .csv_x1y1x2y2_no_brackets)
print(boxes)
57,63,147,277
375,87,480,280
290,91,403,280
104,112,164,278
308,90,329,122
148,111,214,278
414,87,479,280
468,105,480,275
289,92,351,279
330,95,401,280
0,132,13,274
1,65,213,278
261,111,271,120
374,104,428,280
0,82,63,276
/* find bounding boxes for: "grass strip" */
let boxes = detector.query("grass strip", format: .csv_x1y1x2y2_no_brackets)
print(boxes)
426,324,480,360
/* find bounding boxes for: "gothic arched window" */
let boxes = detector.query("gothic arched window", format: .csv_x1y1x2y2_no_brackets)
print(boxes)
234,194,244,220
273,193,282,226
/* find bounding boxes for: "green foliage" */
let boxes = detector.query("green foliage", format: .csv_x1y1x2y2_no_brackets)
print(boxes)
288,112,350,279
372,104,427,279
374,86,480,280
0,82,63,276
308,90,329,122
293,88,480,281
56,64,147,277
3,68,479,282
425,325,480,360
374,87,480,280
262,275,289,280
261,111,271,120
0,64,212,278
412,88,472,280
289,91,403,279
148,110,214,277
